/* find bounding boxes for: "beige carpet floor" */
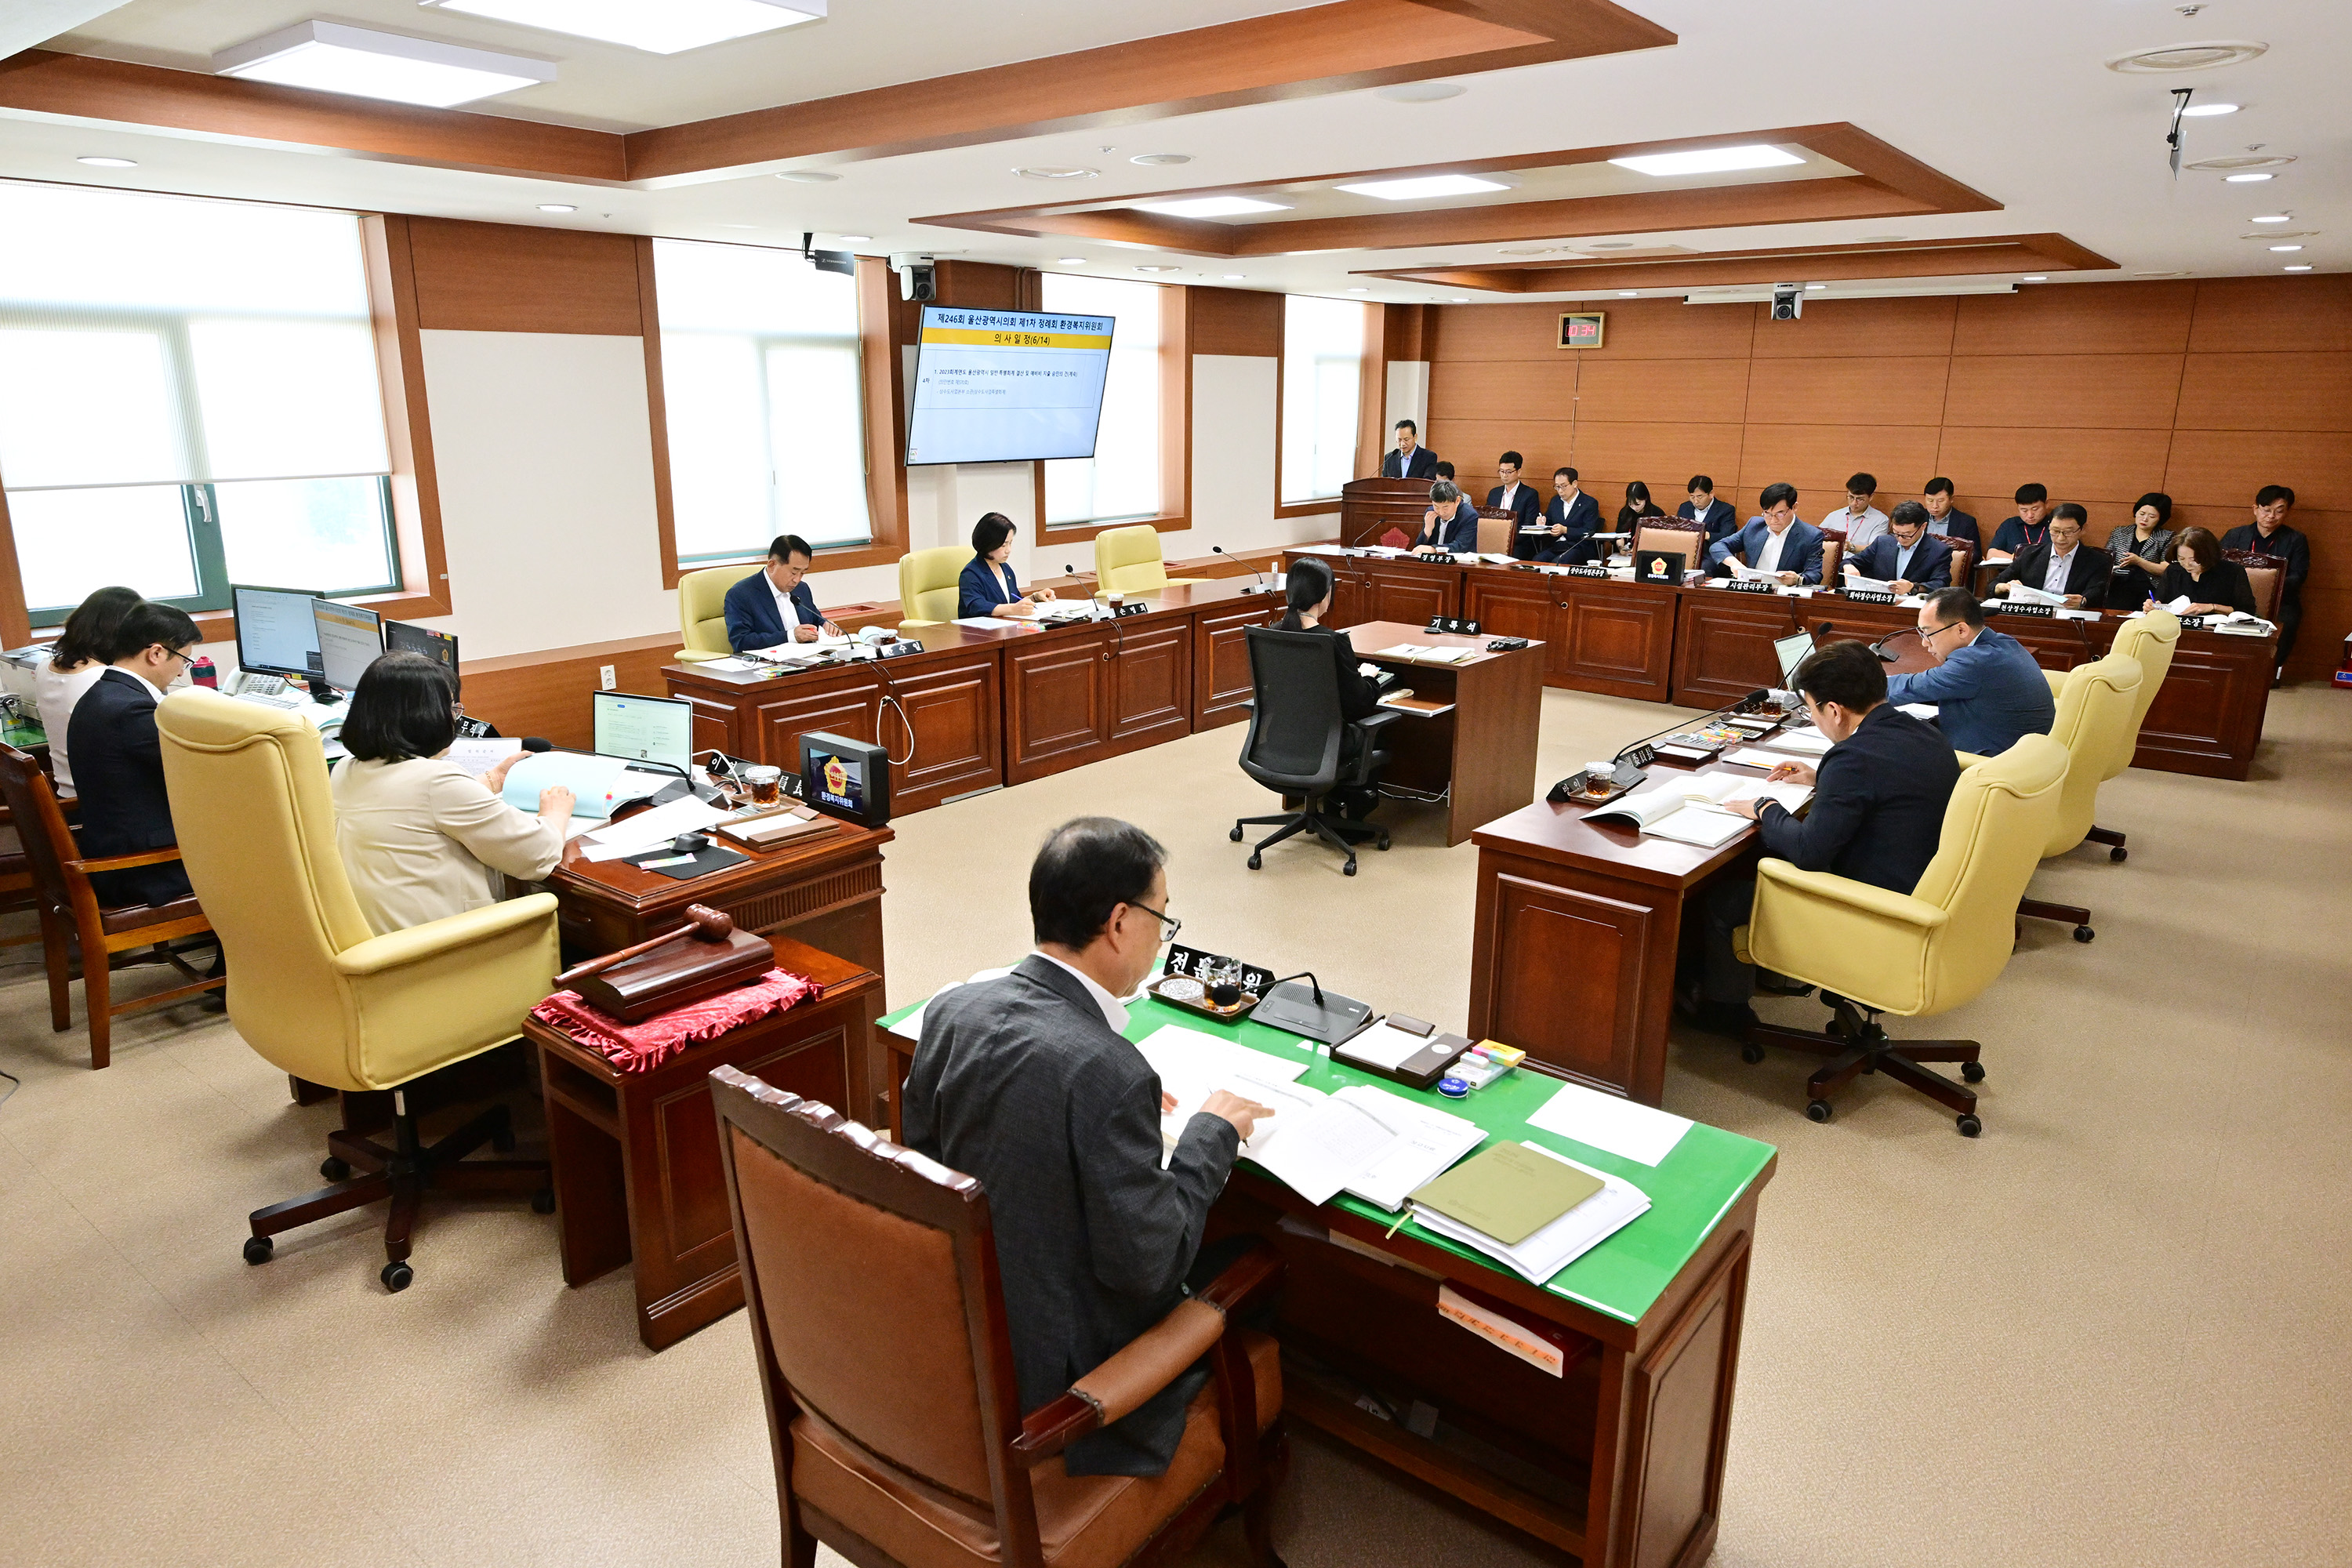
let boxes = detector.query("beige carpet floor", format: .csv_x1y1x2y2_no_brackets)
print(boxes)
2,684,2347,1567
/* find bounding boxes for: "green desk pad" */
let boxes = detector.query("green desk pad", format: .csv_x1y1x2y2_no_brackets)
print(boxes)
878,993,1774,1326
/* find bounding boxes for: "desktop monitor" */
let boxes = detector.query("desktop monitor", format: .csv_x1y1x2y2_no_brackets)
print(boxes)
592,691,692,775
384,621,459,696
1773,630,1817,687
230,584,323,677
799,731,891,827
310,601,384,695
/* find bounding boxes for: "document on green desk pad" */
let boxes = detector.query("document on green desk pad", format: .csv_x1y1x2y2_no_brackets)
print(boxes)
1406,1140,1605,1247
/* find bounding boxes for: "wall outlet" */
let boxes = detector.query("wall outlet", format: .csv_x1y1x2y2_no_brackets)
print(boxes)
598,664,616,690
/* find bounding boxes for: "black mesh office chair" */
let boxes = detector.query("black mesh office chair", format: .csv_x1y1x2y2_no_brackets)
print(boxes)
1230,626,1399,876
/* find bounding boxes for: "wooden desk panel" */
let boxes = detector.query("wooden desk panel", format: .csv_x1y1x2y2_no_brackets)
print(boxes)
2133,637,2273,779
1354,620,1545,845
1363,562,1460,626
1005,633,1107,782
1340,476,1440,548
1671,592,1809,708
1193,595,1280,729
1556,578,1678,702
1106,615,1194,749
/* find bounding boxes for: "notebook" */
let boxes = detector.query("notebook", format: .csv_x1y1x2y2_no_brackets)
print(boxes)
1584,775,1811,848
1406,1140,1604,1247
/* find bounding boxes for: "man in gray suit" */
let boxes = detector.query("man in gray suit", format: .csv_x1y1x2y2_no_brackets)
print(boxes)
902,818,1269,1477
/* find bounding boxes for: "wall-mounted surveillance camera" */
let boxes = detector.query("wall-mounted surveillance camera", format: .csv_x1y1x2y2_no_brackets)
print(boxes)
1769,282,1803,321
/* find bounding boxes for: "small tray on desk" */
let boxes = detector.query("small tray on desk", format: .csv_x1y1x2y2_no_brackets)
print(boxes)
1548,774,1635,810
1145,975,1261,1024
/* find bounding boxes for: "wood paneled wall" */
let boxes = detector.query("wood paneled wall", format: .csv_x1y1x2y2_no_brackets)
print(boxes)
1425,276,2352,677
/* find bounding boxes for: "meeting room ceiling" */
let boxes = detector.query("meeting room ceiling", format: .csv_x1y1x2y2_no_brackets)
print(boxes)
2,0,2342,304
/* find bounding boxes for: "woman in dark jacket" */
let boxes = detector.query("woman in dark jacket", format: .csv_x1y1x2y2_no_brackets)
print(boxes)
1272,557,1385,815
1617,480,1668,532
957,511,1058,619
2152,526,2256,616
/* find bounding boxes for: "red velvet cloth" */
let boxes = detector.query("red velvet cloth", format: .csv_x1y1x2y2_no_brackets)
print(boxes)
530,968,818,1074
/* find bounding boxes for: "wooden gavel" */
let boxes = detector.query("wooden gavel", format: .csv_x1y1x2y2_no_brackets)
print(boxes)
555,904,734,989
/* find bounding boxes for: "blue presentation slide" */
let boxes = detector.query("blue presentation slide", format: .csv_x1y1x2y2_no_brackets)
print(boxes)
905,307,1113,465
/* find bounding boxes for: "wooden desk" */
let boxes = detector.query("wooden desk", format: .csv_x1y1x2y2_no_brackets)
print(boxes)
876,992,1778,1567
1340,475,1443,548
1468,761,1756,1105
1351,620,1545,846
531,933,880,1351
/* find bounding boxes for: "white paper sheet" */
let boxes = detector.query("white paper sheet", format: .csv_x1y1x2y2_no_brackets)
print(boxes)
1334,1020,1439,1072
1525,1080,1692,1167
1339,1087,1485,1211
445,736,522,778
580,796,727,855
1249,1093,1403,1207
1410,1142,1650,1284
698,656,759,672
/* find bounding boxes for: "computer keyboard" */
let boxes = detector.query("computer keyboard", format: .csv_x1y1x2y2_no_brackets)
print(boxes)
238,691,303,710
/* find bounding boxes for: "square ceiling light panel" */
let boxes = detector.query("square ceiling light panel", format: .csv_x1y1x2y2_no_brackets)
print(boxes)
419,0,826,55
213,21,554,106
1334,175,1511,201
1133,197,1293,218
1610,145,1804,177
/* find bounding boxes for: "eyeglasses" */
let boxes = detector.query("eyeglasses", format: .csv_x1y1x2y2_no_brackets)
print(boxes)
1917,620,1964,642
158,647,196,670
1130,901,1181,946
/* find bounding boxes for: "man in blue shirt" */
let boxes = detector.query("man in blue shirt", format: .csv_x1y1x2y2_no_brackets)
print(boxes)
1887,588,2056,757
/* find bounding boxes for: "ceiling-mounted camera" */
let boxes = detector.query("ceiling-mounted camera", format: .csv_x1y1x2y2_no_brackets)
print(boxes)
1769,282,1803,320
891,252,937,301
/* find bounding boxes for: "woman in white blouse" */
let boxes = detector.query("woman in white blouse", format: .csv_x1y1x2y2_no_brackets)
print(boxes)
330,652,575,935
35,585,143,796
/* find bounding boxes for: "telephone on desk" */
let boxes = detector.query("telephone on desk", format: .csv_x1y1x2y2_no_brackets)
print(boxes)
226,670,305,709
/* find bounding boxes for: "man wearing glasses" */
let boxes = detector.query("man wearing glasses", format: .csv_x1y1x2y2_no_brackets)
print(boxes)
1885,588,2056,757
902,817,1270,1479
67,599,206,909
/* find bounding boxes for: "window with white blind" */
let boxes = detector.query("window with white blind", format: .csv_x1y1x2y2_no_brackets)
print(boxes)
1043,273,1161,527
0,183,398,625
653,239,871,561
1279,295,1365,505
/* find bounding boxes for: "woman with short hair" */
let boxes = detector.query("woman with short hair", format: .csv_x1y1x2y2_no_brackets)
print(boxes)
2104,492,2175,608
329,652,575,935
959,511,1058,619
2152,527,2257,618
35,583,143,796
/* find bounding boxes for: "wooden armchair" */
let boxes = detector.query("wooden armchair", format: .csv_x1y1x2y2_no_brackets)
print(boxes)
0,742,220,1069
712,1065,1289,1568
1633,517,1706,575
2223,549,2286,621
1817,527,1848,588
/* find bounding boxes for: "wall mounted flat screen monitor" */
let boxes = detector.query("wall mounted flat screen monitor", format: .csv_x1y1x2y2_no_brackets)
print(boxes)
384,621,459,696
1773,630,1817,685
592,691,692,776
230,584,324,678
904,305,1113,466
311,601,384,695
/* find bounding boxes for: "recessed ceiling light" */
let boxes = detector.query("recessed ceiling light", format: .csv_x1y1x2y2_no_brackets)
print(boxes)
1450,296,1468,303
1099,239,1156,250
1134,264,1179,273
720,223,759,230
1283,249,1345,256
1617,290,1638,297
2284,264,2313,272
1584,242,1636,249
2023,274,2048,281
1222,274,1246,280
418,0,823,56
2225,172,2274,183
1374,82,1467,103
2135,270,2191,278
1610,145,1803,177
2105,41,2268,74
1346,287,1369,293
2189,155,2295,171
1806,283,1827,290
1056,256,1087,264
2180,101,2241,116
2270,244,2303,252
1016,165,1098,180
837,234,871,243
212,21,554,107
1861,234,1908,242
2251,213,2292,223
537,203,575,212
1131,153,1191,166
1335,174,1509,201
1134,196,1290,218
775,170,838,183
76,155,139,168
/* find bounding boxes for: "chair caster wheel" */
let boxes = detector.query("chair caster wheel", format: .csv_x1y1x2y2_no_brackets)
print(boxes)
492,1125,517,1154
2073,926,2094,943
1376,833,1391,851
1740,1043,1765,1065
1961,1060,1986,1083
381,1261,414,1292
243,1235,274,1265
1956,1114,1982,1138
1804,1099,1832,1123
532,1188,556,1215
320,1156,350,1181
1343,860,1357,876
1230,826,1243,842
1247,854,1262,870
2109,846,2128,863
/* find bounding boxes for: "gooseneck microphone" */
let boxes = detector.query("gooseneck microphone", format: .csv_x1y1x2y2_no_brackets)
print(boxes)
1212,544,1270,593
1817,619,1906,663
1610,690,1769,765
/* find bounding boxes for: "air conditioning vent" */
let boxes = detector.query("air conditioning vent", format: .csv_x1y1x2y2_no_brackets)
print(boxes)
2187,154,2296,171
2105,40,2267,73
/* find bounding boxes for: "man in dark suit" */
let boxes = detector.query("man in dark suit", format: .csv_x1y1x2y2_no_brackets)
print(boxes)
1921,477,1981,551
1850,501,1955,593
902,818,1269,1478
1379,419,1437,479
1484,451,1541,538
2220,485,2309,673
1414,480,1479,554
68,600,203,909
1685,641,1960,1035
1521,465,1602,561
1994,504,2107,608
1706,483,1824,584
1679,474,1739,550
1988,482,2052,557
722,534,844,653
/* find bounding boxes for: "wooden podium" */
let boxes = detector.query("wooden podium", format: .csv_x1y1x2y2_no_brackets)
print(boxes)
1340,475,1435,546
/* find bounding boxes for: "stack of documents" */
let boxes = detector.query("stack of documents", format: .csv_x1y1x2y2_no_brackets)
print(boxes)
1584,775,1810,848
1406,1142,1650,1285
1731,727,1835,768
1842,569,1895,592
577,796,728,861
1372,643,1479,666
1135,1025,1484,1207
2001,583,2069,608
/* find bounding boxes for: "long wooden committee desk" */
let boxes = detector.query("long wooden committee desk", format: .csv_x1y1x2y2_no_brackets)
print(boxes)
1288,544,2275,781
662,583,1542,841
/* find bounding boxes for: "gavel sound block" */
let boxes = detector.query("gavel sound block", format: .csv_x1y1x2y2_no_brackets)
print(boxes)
554,905,776,1022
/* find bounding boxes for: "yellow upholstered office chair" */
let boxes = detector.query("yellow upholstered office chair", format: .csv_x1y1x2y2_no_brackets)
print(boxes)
2079,608,2178,862
156,690,561,1291
678,563,765,661
898,545,971,630
1737,733,2067,1135
1997,653,2142,942
1094,524,1207,598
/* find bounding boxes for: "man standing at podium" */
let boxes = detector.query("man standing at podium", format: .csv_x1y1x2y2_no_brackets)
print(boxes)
1381,419,1437,479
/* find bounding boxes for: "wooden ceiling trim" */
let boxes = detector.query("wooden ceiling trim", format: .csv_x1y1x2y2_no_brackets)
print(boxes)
1359,234,2118,292
0,49,626,182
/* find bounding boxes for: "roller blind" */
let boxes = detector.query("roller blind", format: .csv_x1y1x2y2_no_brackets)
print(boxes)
1043,272,1161,526
1279,295,1364,505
